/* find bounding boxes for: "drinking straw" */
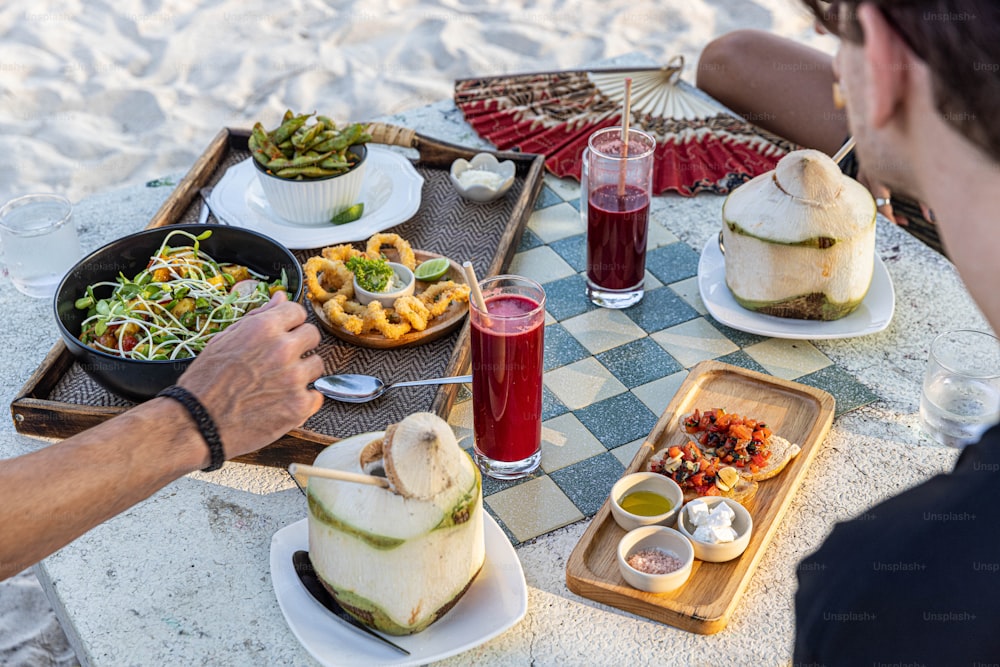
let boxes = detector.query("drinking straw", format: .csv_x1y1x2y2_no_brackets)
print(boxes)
288,463,390,488
832,136,856,163
618,77,633,197
462,261,491,327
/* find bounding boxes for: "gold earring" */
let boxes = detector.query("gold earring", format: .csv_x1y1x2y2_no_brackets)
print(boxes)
832,82,846,109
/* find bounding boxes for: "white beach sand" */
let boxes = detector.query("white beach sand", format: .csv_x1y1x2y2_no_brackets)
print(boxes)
0,0,834,663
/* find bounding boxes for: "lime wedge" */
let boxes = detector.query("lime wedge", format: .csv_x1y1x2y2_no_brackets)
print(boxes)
329,203,364,225
413,257,451,282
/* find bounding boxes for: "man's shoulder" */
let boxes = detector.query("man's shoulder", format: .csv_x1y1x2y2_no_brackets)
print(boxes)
794,430,1000,662
819,430,998,557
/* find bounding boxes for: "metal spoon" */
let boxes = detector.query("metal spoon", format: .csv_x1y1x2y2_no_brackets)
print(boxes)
291,550,409,655
312,373,472,403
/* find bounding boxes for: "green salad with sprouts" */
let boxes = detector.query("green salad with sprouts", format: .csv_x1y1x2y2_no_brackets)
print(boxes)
75,229,287,360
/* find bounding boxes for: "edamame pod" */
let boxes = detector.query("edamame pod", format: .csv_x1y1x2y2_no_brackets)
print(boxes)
271,114,309,145
274,166,343,179
291,121,324,150
266,149,336,170
251,123,284,161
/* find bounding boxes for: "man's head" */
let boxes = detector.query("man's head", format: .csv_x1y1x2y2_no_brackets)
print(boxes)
802,1,1000,166
802,1,1000,331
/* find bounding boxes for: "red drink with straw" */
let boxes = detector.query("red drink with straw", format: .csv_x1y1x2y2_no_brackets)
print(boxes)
584,81,656,309
469,275,546,480
585,126,656,308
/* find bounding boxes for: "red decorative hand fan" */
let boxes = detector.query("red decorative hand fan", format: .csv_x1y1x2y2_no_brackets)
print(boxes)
454,59,797,196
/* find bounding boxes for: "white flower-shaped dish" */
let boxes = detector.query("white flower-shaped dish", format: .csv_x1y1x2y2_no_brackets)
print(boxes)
449,153,516,202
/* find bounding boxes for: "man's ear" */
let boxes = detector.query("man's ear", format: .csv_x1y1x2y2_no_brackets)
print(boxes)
857,4,913,128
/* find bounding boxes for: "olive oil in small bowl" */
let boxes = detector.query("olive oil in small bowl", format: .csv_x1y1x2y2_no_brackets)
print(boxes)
609,472,684,531
619,490,675,516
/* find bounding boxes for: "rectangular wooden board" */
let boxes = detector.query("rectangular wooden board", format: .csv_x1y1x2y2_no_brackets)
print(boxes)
565,359,835,634
10,124,547,467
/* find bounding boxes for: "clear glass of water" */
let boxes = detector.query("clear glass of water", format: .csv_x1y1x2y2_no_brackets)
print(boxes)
0,194,81,298
919,329,1000,447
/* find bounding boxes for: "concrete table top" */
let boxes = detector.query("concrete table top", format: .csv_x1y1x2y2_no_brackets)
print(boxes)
2,87,987,666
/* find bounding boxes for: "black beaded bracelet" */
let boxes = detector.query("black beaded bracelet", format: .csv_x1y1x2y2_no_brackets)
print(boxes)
156,385,225,472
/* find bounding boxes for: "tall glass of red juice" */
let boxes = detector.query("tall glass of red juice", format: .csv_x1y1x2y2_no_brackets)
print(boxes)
470,275,546,480
585,127,655,309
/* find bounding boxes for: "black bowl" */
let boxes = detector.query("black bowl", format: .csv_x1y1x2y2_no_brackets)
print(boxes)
251,143,367,181
54,224,303,402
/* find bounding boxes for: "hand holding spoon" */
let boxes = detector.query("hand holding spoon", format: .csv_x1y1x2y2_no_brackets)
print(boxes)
311,373,472,403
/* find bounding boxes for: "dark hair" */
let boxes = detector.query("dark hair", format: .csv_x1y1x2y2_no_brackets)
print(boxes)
801,1,1000,161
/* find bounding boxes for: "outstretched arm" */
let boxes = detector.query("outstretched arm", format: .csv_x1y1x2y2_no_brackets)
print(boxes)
0,291,324,580
697,29,930,226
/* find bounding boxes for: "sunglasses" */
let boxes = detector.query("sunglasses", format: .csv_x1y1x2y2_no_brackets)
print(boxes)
819,0,928,61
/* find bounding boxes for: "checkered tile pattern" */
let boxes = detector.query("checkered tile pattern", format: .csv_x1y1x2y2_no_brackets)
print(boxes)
449,175,879,545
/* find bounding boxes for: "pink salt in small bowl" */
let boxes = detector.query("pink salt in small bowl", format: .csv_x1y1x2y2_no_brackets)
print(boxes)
616,525,694,594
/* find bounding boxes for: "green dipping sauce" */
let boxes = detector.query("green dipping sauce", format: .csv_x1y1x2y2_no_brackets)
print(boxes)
619,490,673,517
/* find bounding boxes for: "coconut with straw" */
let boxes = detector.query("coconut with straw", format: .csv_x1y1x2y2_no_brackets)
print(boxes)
305,412,484,635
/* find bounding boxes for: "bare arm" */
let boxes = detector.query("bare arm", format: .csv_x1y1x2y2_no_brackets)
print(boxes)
697,29,930,225
0,291,324,580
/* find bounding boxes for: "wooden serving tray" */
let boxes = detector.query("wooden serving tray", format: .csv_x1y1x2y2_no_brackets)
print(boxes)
10,123,546,467
565,360,835,634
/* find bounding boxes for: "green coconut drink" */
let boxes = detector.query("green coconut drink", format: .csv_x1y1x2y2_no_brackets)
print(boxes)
307,412,485,635
722,149,877,321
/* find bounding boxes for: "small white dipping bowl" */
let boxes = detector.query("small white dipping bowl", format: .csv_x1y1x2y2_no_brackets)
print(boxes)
254,144,367,225
676,496,753,563
449,153,516,202
617,526,694,594
609,472,684,532
352,262,415,308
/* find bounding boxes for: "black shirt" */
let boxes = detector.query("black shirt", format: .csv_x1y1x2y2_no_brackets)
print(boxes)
795,424,1000,665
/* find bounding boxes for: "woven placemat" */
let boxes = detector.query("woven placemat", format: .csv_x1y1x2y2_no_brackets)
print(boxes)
48,145,531,439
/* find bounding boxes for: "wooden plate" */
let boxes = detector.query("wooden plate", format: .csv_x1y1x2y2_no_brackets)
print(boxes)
565,360,835,635
308,249,469,349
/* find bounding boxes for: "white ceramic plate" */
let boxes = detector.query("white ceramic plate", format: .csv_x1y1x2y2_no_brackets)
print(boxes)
209,146,424,249
270,490,527,664
697,237,895,340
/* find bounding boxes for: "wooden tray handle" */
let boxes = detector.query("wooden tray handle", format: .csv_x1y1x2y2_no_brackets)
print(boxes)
365,121,531,171
366,122,417,149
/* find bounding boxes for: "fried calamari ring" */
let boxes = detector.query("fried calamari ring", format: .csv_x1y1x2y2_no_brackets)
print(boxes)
321,244,363,263
393,295,431,331
322,294,365,335
304,256,354,303
340,297,367,316
419,280,471,317
365,233,416,270
362,301,412,340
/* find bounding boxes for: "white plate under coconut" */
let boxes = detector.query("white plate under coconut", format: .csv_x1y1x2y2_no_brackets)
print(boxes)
270,443,527,666
698,238,895,340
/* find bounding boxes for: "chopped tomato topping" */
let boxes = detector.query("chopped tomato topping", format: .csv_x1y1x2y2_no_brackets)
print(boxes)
680,407,773,470
730,424,753,442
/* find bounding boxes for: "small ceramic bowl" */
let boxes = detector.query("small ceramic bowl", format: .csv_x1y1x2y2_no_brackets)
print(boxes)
617,526,694,594
352,262,415,308
676,496,753,563
254,144,367,225
449,153,516,202
609,472,684,532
